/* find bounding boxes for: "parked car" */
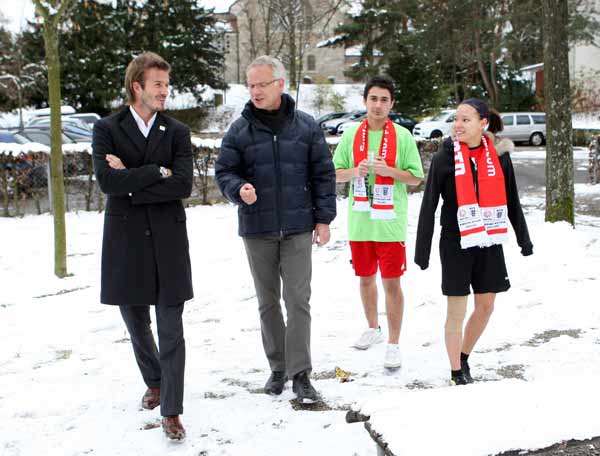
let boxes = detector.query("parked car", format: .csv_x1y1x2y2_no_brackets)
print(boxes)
412,109,456,139
497,112,546,146
315,112,348,129
26,116,92,132
25,118,92,142
0,131,21,143
28,105,76,119
337,112,417,135
13,128,75,146
26,108,99,130
321,110,366,135
68,112,101,128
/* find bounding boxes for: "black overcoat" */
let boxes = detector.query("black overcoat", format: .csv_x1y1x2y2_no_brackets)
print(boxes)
92,108,193,306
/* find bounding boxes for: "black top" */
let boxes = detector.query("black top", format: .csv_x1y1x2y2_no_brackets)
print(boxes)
414,137,533,270
249,95,289,134
215,93,336,237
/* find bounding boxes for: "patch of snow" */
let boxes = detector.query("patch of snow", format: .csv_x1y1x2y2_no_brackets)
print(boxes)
0,184,599,455
572,111,600,130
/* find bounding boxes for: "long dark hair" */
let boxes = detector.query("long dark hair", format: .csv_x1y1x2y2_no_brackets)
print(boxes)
487,109,503,134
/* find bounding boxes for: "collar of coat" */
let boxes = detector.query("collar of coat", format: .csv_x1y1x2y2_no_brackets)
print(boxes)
242,93,296,128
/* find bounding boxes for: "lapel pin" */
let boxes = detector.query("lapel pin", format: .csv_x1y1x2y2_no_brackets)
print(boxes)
159,125,166,131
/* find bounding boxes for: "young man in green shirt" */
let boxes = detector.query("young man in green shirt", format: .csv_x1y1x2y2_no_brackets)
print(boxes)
333,76,424,368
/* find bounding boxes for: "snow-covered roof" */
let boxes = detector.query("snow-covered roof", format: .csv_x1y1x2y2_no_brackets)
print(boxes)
345,45,383,57
316,34,347,48
215,21,234,32
520,63,544,72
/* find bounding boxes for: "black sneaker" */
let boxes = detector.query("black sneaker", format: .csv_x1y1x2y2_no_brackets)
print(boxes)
450,372,468,386
264,371,287,395
292,371,319,404
461,358,474,384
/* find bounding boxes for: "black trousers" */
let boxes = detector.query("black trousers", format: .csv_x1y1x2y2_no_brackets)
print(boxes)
119,303,185,416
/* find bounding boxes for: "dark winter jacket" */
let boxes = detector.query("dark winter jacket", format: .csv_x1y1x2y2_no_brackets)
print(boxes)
414,135,533,270
215,94,337,237
92,108,194,306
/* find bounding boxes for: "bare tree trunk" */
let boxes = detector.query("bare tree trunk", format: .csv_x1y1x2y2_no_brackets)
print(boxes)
542,0,574,225
474,22,496,104
34,0,73,277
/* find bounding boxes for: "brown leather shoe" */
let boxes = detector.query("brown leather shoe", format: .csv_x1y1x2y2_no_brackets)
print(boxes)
141,387,160,410
162,415,186,441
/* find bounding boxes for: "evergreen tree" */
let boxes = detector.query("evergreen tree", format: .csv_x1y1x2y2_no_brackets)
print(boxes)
61,0,128,114
334,0,409,81
385,31,446,116
22,0,226,113
131,0,226,98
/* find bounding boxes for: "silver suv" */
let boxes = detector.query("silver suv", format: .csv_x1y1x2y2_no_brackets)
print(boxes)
497,112,546,146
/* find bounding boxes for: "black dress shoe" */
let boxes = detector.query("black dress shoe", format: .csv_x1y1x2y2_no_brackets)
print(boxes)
264,371,287,395
292,371,318,403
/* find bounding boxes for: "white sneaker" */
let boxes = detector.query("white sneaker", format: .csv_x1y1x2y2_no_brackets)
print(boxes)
383,344,402,369
352,327,384,350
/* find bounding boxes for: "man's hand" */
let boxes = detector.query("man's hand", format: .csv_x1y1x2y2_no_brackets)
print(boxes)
356,159,369,178
106,154,126,170
373,157,393,177
239,183,257,205
312,223,330,246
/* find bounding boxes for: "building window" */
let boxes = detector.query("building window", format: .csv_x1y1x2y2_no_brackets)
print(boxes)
307,55,316,71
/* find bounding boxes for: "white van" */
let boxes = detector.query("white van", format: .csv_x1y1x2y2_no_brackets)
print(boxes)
497,112,546,146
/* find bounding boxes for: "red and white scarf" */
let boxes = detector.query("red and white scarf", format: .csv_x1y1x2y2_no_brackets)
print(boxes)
352,118,397,220
453,135,508,249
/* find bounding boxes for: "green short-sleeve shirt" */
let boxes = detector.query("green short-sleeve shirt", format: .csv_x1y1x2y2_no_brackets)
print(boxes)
332,123,424,242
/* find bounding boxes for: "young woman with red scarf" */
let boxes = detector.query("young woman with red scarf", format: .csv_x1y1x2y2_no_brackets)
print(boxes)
414,98,533,385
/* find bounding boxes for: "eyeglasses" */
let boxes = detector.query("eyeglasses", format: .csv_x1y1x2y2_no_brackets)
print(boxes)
246,79,281,90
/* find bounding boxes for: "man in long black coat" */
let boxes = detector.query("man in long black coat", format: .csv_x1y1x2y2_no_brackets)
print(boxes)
92,52,192,441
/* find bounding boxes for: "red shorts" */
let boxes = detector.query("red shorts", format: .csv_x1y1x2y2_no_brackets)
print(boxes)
349,241,406,278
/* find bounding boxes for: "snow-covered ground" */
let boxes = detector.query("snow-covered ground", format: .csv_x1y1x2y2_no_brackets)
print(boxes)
1,185,599,455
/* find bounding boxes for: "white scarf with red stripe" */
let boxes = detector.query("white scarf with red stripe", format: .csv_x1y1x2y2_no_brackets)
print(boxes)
352,118,397,220
454,135,508,248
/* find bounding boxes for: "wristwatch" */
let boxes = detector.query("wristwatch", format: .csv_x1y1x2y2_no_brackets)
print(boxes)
159,166,169,178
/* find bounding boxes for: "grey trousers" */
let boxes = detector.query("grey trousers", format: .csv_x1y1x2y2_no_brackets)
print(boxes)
119,303,185,416
243,232,313,378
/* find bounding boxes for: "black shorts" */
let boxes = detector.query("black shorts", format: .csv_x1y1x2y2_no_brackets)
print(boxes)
439,236,511,296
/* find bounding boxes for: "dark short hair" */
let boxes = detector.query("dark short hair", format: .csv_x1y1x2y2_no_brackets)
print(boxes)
124,52,171,104
363,76,395,101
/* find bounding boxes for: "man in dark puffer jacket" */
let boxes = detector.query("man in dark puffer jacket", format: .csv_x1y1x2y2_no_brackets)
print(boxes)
215,55,336,404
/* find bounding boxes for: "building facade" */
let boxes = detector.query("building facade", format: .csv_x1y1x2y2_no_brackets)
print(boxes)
214,0,353,84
